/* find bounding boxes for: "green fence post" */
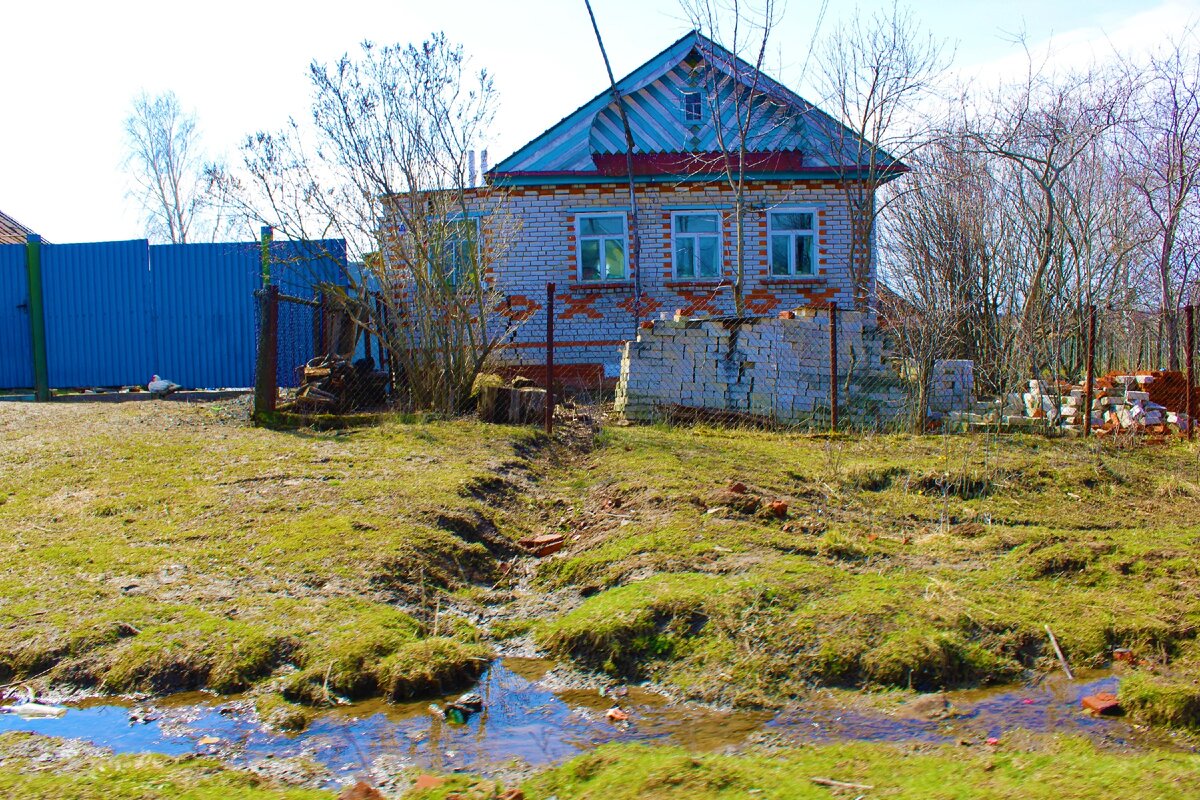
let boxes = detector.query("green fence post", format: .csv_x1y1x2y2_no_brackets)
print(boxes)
260,225,273,286
25,234,49,401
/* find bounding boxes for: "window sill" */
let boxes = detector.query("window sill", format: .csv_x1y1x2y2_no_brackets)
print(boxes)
569,281,633,292
665,279,730,289
761,276,822,285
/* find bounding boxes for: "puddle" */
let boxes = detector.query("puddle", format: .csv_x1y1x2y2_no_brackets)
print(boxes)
767,670,1169,750
0,660,1181,783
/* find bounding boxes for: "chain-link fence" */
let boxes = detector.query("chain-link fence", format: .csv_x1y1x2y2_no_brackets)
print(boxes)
253,276,1197,441
610,303,1197,439
254,286,393,419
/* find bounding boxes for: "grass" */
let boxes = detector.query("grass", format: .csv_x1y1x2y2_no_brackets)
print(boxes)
513,737,1200,800
7,404,1200,717
6,404,1200,794
0,733,333,799
532,425,1200,707
0,401,539,703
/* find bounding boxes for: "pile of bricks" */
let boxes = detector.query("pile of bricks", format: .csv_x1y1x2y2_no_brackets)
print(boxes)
948,371,1194,435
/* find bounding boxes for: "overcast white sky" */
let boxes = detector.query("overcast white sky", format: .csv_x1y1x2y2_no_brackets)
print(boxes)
1,0,1197,242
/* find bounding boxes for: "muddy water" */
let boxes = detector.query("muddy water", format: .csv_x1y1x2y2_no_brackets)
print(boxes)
0,660,1184,784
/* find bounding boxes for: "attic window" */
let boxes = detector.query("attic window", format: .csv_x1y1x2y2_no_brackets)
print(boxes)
683,91,703,123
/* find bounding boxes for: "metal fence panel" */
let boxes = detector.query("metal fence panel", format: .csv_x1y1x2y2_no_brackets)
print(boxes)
0,243,32,389
150,242,262,389
42,239,153,388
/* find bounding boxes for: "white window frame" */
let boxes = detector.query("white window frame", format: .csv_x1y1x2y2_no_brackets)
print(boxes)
767,207,818,277
670,210,723,280
681,90,704,123
436,216,481,287
575,212,628,282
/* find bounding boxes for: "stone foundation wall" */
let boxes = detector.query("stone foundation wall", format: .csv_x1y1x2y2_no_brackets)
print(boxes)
615,310,911,427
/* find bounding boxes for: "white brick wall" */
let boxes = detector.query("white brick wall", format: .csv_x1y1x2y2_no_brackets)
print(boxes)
462,179,869,373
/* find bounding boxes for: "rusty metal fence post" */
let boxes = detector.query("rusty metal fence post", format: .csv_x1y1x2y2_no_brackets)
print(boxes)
1187,305,1195,442
828,302,838,432
1084,304,1096,438
253,285,279,420
545,282,555,435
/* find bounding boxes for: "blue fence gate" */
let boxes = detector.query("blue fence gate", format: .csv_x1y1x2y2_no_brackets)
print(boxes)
0,236,347,391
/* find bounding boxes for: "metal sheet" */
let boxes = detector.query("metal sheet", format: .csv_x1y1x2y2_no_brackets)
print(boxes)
41,239,153,388
150,241,262,389
0,243,32,389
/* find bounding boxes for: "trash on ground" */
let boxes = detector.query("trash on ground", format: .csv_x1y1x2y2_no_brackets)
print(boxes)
1081,692,1122,715
1,702,67,719
605,707,630,723
518,534,565,557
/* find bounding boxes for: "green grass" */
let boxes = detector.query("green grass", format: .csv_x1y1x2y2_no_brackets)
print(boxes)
0,402,538,702
6,402,1200,731
533,426,1200,708
514,737,1200,800
0,733,332,800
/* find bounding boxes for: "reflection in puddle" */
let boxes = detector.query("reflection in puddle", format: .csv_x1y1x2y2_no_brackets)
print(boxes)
0,659,1169,781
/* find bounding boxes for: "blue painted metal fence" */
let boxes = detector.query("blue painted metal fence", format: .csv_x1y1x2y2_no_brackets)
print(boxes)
0,244,33,389
0,237,347,390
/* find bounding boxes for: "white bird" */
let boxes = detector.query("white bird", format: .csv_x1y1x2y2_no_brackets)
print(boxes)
148,374,181,396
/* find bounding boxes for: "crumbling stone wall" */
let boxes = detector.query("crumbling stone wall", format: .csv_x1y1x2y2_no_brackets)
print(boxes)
615,309,910,426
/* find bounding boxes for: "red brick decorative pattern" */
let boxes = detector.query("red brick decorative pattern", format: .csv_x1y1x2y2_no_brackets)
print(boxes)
618,294,664,316
675,287,725,317
557,292,604,320
745,289,781,315
501,294,542,322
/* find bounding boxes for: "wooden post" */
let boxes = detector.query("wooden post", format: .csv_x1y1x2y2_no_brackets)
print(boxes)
253,285,279,421
25,234,49,401
1083,304,1096,438
829,302,838,432
545,282,555,435
1187,305,1195,442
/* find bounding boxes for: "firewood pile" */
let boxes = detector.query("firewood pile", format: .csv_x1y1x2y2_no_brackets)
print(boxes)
285,354,389,413
475,375,547,425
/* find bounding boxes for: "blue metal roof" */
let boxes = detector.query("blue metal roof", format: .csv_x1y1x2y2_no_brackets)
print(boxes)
490,31,899,182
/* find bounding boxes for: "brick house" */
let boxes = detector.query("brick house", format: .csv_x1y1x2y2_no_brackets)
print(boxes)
412,31,905,382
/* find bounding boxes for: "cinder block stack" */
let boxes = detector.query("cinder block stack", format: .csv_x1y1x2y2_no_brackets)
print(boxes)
614,310,909,425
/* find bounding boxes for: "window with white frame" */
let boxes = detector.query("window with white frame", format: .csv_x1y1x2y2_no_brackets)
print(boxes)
682,91,703,123
672,211,721,279
768,209,815,276
434,217,480,286
576,213,627,281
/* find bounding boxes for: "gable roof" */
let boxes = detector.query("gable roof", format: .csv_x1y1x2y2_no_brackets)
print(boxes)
0,208,38,245
490,30,905,184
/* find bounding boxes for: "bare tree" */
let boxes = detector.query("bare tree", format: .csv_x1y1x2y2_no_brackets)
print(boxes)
583,0,644,329
964,52,1135,378
816,1,948,308
681,0,781,314
124,91,215,244
680,0,830,314
213,36,519,413
1120,29,1200,369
